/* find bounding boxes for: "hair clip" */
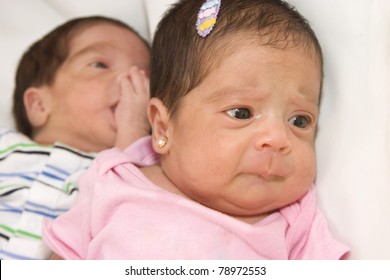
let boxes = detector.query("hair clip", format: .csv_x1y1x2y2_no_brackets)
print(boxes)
196,0,221,37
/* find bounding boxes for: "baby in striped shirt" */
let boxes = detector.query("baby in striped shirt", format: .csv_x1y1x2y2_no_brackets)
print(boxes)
0,15,151,259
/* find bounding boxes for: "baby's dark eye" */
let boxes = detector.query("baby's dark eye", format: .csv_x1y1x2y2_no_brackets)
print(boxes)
288,115,310,128
91,62,108,69
225,108,252,119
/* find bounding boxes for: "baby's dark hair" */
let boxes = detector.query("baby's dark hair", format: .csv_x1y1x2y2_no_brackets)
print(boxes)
13,15,150,137
151,0,322,117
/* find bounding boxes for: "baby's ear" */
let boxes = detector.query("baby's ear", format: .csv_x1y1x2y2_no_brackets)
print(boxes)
23,86,51,128
147,97,172,154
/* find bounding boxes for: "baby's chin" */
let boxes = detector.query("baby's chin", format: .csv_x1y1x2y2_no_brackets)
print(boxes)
224,210,274,224
88,136,116,153
207,189,308,224
197,198,274,224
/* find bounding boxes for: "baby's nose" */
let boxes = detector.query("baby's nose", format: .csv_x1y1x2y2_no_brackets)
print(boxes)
253,116,292,154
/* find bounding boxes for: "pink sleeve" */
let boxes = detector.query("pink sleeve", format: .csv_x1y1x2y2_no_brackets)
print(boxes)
282,188,350,259
299,208,350,259
42,159,98,260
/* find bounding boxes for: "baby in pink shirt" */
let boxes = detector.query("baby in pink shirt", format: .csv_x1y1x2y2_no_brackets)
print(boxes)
44,0,349,259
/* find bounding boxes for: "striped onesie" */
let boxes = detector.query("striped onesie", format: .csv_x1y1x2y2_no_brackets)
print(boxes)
0,129,94,259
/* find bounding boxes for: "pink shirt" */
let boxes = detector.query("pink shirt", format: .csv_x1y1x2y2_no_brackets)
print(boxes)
43,137,349,259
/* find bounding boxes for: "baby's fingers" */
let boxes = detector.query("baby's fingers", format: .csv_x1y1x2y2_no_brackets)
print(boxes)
114,67,151,149
127,66,150,99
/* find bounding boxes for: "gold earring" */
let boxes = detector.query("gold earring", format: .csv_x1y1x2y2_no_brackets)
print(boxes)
157,137,167,148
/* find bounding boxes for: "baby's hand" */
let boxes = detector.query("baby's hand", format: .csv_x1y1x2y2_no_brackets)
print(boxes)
115,66,150,149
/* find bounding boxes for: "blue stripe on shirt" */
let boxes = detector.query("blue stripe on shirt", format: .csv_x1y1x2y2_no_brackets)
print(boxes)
41,171,65,181
0,249,36,260
24,208,58,219
46,164,71,176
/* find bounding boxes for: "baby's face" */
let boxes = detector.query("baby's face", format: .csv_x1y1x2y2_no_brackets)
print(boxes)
163,45,321,222
42,23,150,152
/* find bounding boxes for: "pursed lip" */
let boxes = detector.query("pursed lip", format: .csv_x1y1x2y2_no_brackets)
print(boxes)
242,152,292,180
246,172,286,183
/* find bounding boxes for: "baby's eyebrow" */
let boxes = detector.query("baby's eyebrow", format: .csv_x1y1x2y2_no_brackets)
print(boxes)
288,92,320,116
293,88,320,107
202,87,259,104
68,43,118,61
202,87,230,104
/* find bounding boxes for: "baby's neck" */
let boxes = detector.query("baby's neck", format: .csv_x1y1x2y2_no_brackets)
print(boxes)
32,130,101,153
228,212,272,224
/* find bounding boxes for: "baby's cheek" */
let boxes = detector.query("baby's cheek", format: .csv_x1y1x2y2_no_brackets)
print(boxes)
306,154,317,185
297,147,317,181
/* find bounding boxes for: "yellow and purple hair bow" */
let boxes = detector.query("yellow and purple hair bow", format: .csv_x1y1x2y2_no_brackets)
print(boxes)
196,0,221,37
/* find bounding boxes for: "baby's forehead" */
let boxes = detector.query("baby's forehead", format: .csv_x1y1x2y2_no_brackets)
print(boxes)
68,23,138,49
205,35,322,74
67,23,146,58
195,42,322,104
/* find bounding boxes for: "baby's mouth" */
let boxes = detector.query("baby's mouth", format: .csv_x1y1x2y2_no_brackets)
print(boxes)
248,171,286,184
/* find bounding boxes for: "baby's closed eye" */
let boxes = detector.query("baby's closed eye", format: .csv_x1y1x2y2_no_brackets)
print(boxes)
90,61,108,69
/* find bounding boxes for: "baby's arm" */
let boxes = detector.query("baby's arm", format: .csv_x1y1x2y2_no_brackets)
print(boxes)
115,66,150,149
